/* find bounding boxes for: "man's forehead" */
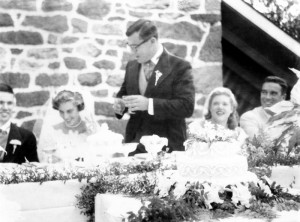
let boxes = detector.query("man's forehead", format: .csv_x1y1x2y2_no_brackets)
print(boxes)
262,82,282,91
0,92,15,101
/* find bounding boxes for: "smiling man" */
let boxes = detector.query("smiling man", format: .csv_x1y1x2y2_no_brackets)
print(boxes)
240,76,288,139
113,19,195,153
0,83,39,164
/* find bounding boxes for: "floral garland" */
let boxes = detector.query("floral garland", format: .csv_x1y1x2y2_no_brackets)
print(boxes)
0,156,174,185
128,174,300,222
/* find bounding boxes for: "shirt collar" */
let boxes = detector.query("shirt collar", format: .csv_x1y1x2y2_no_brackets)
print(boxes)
149,44,163,65
0,120,11,134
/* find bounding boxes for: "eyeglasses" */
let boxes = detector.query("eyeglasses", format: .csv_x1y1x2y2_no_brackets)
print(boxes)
127,37,152,51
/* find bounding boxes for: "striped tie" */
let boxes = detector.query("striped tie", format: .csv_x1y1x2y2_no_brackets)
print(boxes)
143,61,155,81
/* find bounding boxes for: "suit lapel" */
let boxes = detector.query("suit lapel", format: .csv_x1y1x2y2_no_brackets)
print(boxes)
145,49,172,96
3,123,22,162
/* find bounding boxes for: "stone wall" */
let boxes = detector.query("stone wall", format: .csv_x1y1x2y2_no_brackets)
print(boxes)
0,0,222,137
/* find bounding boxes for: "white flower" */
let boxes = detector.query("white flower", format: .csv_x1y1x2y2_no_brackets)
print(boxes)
155,175,175,198
173,181,188,199
231,183,252,208
154,70,163,86
9,139,21,146
9,139,22,154
202,182,223,209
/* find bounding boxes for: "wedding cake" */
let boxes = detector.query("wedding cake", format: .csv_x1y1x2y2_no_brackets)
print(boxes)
87,123,124,157
176,121,257,185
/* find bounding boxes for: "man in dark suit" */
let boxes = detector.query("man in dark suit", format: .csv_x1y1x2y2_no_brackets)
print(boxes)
0,83,39,164
113,19,195,152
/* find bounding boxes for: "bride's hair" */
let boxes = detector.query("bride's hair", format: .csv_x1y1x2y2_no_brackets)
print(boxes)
52,90,85,111
204,87,239,130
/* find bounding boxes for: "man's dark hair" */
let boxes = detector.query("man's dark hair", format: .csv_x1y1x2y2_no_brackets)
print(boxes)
126,19,158,40
0,83,14,94
263,76,288,95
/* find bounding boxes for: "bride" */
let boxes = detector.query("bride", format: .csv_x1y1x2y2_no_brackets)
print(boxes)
36,87,100,163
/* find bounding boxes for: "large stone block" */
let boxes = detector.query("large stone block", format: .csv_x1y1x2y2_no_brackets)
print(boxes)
91,89,109,98
199,25,221,62
35,73,68,87
106,49,117,56
21,119,36,132
77,0,111,20
191,108,203,118
108,16,126,22
76,43,101,57
19,60,44,71
205,0,220,12
92,23,123,35
71,18,88,33
0,13,13,27
106,74,123,87
192,65,222,94
0,72,30,88
15,111,32,119
191,13,221,25
78,72,102,86
129,10,152,18
62,36,79,44
16,91,50,107
163,42,187,58
42,0,72,12
157,21,204,42
178,0,201,12
93,60,115,70
48,62,60,69
0,31,43,45
10,48,23,55
95,101,115,117
0,0,36,11
64,57,86,70
22,15,68,33
125,0,170,9
121,52,135,70
27,48,58,59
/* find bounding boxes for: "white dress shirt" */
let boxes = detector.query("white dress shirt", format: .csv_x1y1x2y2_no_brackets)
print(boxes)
141,44,163,115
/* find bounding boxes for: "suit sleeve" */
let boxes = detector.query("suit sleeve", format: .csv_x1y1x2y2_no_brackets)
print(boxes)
153,64,195,119
23,132,39,162
115,65,129,119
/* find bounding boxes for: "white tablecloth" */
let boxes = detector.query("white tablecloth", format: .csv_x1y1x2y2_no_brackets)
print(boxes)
95,194,143,222
0,180,88,222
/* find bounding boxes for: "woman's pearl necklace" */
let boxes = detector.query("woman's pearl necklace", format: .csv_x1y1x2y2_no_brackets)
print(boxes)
65,118,82,128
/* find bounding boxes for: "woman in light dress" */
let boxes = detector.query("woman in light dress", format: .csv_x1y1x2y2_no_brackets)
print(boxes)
186,87,247,148
37,89,100,163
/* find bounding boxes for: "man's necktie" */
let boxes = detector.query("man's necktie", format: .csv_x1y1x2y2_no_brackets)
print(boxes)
143,61,155,81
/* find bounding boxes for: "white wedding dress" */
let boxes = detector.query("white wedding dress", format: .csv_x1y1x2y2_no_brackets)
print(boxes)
35,86,100,164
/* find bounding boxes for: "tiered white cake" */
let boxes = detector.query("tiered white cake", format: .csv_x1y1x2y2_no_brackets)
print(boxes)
176,140,257,185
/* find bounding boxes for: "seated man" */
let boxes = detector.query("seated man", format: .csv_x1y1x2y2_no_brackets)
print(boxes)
0,83,39,164
240,76,288,139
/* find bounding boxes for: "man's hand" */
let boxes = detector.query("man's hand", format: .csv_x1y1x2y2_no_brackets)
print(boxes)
113,98,126,115
123,95,149,112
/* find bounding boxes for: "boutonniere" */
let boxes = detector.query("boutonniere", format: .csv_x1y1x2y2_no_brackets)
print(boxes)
155,70,163,86
10,139,22,154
